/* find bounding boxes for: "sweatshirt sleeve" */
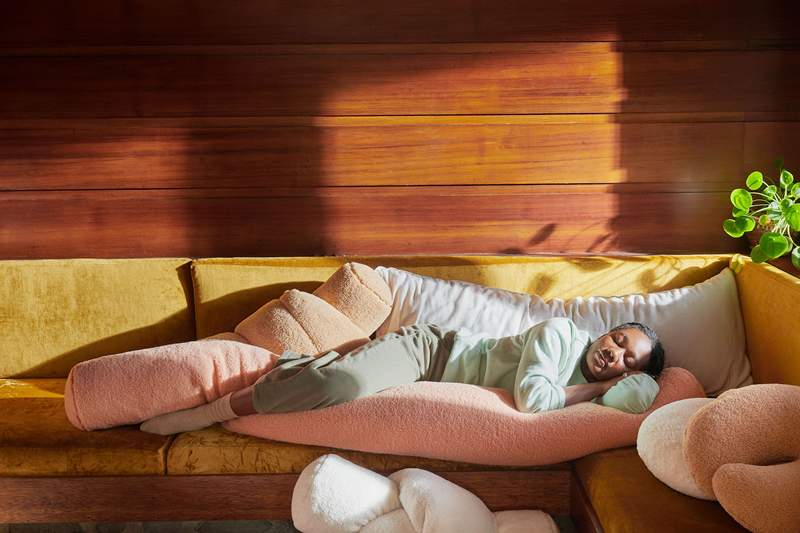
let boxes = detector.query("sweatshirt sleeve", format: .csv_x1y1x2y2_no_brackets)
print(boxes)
513,319,572,413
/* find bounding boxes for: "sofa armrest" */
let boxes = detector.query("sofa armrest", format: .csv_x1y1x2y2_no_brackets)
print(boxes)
732,256,800,385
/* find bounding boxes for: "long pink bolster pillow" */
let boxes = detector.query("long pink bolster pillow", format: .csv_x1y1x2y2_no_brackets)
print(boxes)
65,338,278,431
225,367,703,466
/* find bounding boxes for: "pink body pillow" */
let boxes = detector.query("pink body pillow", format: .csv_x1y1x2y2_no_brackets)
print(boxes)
225,367,703,466
65,339,278,431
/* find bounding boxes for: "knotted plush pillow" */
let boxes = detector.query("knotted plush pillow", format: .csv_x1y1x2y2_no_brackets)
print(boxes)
638,384,800,533
684,384,800,533
65,262,391,431
291,453,558,533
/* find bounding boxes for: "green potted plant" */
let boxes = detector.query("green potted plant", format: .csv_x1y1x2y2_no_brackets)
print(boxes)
723,159,800,271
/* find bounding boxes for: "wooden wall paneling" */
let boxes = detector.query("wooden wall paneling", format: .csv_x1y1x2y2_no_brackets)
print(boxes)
0,46,797,117
744,121,800,175
0,116,744,190
0,186,744,258
0,1,796,46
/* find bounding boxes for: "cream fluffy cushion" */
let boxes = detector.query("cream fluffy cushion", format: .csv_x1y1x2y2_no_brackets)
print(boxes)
375,266,750,396
291,453,557,533
636,397,715,500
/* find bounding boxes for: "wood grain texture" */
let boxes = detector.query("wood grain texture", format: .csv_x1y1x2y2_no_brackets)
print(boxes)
744,122,800,175
0,0,796,45
571,471,605,533
0,186,744,258
0,117,744,190
0,46,797,117
0,470,568,522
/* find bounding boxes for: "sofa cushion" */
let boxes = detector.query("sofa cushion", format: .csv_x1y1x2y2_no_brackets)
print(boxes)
166,425,544,475
191,255,731,340
0,258,195,378
0,379,172,476
574,447,746,533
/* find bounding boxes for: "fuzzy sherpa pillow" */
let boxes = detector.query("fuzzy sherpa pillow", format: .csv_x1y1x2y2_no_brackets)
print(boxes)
636,397,715,500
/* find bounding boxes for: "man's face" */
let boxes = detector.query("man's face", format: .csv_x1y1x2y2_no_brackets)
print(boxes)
584,327,653,381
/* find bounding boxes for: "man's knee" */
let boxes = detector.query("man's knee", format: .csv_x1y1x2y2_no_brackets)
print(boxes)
312,368,365,407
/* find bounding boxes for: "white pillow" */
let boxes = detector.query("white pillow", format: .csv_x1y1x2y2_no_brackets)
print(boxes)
374,266,751,396
637,398,715,500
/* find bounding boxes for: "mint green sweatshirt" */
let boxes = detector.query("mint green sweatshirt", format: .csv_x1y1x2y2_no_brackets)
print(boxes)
440,317,592,413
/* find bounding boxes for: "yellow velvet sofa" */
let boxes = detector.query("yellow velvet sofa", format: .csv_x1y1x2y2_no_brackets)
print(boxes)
1,255,798,531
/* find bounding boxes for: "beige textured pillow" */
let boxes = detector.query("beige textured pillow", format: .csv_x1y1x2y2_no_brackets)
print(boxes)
235,262,393,357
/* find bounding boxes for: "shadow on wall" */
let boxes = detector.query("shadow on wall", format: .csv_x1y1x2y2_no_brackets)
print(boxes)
164,4,797,258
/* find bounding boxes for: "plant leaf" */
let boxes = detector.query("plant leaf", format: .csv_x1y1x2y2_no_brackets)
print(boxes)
787,205,800,232
746,171,764,190
758,214,771,226
723,219,745,238
792,182,800,198
780,169,794,188
732,207,748,217
759,231,790,259
751,245,768,263
781,198,794,212
792,247,800,271
764,185,777,198
730,188,753,211
735,216,756,233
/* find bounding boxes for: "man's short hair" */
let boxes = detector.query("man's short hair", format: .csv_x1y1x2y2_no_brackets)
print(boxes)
609,322,665,377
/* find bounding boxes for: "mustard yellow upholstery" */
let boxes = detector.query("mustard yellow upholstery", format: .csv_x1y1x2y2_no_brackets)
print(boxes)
166,425,532,475
575,447,746,533
0,258,195,378
0,379,172,476
733,256,800,385
192,255,731,338
3,253,795,491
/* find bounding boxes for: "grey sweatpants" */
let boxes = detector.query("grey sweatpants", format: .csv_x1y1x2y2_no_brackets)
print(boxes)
250,324,456,413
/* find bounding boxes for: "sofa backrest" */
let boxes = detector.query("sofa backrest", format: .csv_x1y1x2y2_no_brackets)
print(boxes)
0,258,195,378
16,253,793,385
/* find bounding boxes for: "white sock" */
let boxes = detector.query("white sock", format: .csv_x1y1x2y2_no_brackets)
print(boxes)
139,392,238,435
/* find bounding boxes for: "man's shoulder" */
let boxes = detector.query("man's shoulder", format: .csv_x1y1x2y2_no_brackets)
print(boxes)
538,316,577,333
518,317,577,345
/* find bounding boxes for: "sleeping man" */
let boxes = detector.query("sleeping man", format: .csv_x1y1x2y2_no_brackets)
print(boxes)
139,317,665,435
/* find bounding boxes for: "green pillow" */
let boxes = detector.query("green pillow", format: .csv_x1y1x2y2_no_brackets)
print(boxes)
594,373,660,414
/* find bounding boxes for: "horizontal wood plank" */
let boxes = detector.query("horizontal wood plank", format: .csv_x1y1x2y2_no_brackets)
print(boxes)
744,122,800,176
0,47,797,117
0,1,796,46
0,186,745,258
0,470,569,522
0,118,744,189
